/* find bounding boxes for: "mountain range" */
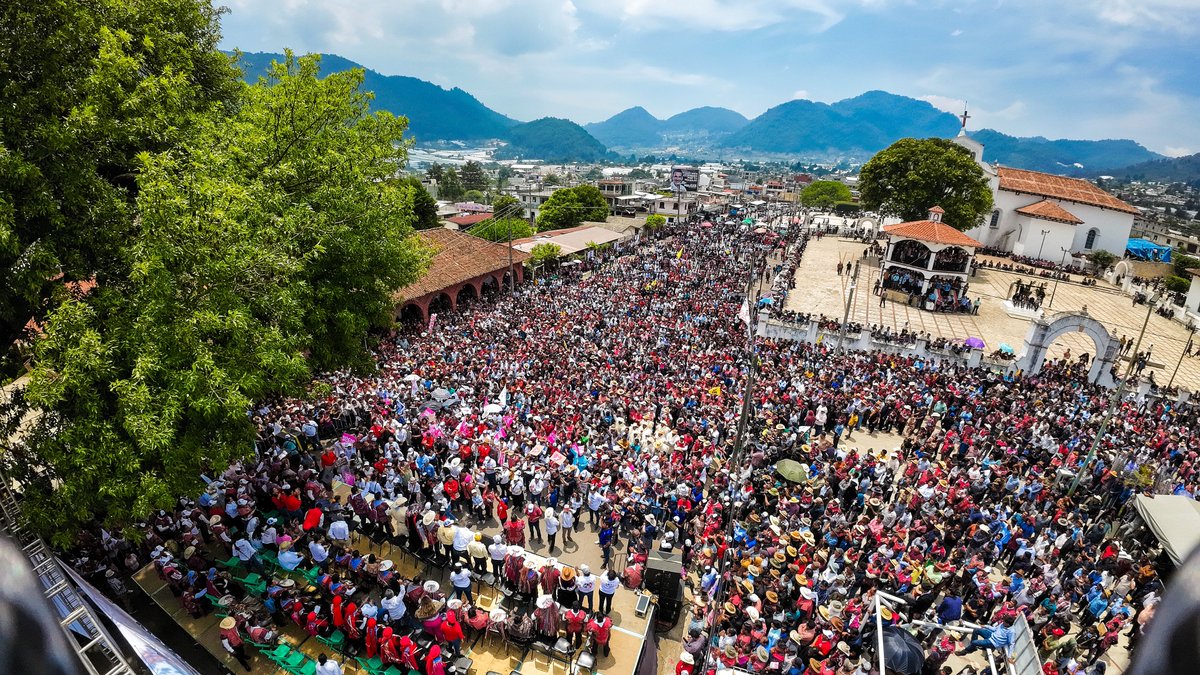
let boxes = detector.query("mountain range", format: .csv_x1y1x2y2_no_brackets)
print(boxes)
233,51,1165,175
1105,152,1200,184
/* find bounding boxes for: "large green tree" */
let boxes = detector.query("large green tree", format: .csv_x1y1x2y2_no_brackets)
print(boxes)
470,217,534,243
491,194,521,218
393,176,440,230
858,138,993,231
536,185,609,231
459,160,490,193
5,53,429,544
800,180,853,209
440,168,465,201
0,0,242,379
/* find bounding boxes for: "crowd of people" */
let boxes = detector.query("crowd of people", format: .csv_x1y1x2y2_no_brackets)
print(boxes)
58,212,1197,675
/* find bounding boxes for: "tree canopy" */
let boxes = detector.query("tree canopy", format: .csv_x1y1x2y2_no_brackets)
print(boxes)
858,138,993,231
393,176,440,230
439,168,464,201
0,0,242,380
536,185,609,231
799,180,853,209
470,217,534,243
491,194,521,219
459,160,490,193
3,52,429,544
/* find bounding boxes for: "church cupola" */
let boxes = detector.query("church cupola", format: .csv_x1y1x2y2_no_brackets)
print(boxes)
928,205,945,223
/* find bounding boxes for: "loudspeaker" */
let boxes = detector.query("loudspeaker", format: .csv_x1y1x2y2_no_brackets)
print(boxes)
654,579,684,627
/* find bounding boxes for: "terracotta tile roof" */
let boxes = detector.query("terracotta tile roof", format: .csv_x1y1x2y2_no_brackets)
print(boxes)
394,229,528,302
883,220,983,248
1015,199,1084,225
997,167,1137,215
446,213,493,227
928,205,945,214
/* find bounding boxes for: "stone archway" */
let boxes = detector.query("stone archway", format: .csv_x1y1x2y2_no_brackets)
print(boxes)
856,216,880,238
1015,311,1118,386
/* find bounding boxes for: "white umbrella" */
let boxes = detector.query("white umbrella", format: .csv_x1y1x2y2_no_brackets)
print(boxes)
484,403,502,415
403,373,420,382
431,388,452,401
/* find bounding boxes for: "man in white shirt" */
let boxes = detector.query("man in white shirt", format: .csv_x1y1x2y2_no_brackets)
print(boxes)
315,653,342,675
233,537,263,572
328,518,350,546
544,508,560,553
380,588,405,625
452,524,473,565
598,569,621,614
576,564,596,610
488,534,507,576
449,563,474,604
309,538,330,569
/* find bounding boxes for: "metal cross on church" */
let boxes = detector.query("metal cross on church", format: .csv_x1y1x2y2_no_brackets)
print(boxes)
959,108,971,129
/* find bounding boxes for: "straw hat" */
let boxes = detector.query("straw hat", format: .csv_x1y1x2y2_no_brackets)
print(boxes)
561,566,576,581
724,602,737,614
766,590,779,604
278,579,296,588
836,641,851,656
208,515,221,526
447,598,463,610
524,559,538,570
880,607,894,620
799,586,816,600
756,647,769,662
423,580,440,594
680,652,694,665
536,595,555,609
787,545,798,557
800,531,816,546
183,546,196,559
220,617,237,630
379,559,394,571
773,551,787,564
422,511,436,526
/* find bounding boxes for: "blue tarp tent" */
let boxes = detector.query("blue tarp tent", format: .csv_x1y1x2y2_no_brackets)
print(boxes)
1126,238,1172,263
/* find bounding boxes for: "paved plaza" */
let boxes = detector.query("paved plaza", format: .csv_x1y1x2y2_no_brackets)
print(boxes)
785,236,1200,392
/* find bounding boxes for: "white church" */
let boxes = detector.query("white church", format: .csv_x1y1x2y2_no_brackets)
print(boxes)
954,116,1139,264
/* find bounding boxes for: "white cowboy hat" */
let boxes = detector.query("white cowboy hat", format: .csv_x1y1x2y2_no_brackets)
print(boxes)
536,595,555,609
423,580,440,593
680,652,695,665
379,560,394,571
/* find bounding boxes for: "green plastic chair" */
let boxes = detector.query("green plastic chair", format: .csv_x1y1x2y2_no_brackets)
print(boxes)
234,572,263,586
265,644,293,665
317,629,346,652
277,649,305,670
218,556,242,570
286,657,316,675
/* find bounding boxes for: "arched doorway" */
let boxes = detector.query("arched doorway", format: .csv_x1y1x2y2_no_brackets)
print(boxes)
428,292,453,318
455,283,478,309
889,240,932,269
397,302,427,330
1014,311,1118,385
480,275,500,299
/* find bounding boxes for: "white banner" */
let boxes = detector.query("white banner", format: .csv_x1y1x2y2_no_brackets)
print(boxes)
62,563,201,675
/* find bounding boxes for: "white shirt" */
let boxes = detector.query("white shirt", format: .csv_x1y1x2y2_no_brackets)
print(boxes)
329,520,350,542
576,573,595,593
450,569,472,589
309,541,329,563
315,659,343,675
453,526,473,551
599,575,621,594
544,516,560,535
489,542,508,560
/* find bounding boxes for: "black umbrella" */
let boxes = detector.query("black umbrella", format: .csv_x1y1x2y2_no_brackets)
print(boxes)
877,625,925,675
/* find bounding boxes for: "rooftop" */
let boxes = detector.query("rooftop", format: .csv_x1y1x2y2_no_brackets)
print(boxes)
883,219,983,248
1014,199,1085,225
445,213,493,227
394,229,528,302
512,225,625,255
997,167,1138,215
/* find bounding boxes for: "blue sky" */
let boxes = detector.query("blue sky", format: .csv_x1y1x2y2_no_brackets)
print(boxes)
220,0,1200,156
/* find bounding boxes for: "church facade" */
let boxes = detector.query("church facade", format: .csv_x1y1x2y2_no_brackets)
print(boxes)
954,127,1139,264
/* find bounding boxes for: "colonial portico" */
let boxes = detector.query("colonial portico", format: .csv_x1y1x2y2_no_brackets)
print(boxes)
881,206,983,311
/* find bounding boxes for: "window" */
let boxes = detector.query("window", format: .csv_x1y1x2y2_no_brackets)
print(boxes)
1084,228,1099,250
989,209,1001,228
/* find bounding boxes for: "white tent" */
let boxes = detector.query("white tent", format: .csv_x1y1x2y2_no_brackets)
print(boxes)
1134,494,1200,566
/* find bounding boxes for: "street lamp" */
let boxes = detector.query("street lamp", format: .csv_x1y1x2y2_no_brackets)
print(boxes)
1070,292,1159,495
1047,247,1071,310
1037,229,1051,260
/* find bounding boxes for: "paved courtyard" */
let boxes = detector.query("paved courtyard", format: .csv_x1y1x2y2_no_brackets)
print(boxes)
785,236,1200,392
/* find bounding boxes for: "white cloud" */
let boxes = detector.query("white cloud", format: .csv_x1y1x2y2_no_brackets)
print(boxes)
597,0,845,33
1164,147,1194,157
918,94,966,115
950,29,963,37
1090,0,1200,32
793,89,810,100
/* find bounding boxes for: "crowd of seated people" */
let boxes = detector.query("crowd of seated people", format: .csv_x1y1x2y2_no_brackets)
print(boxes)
868,324,919,347
931,248,973,273
927,336,975,356
926,277,976,314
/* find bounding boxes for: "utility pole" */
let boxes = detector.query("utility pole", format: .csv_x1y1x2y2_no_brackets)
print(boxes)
1070,293,1157,494
1047,247,1071,309
1037,229,1050,260
1168,322,1196,390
